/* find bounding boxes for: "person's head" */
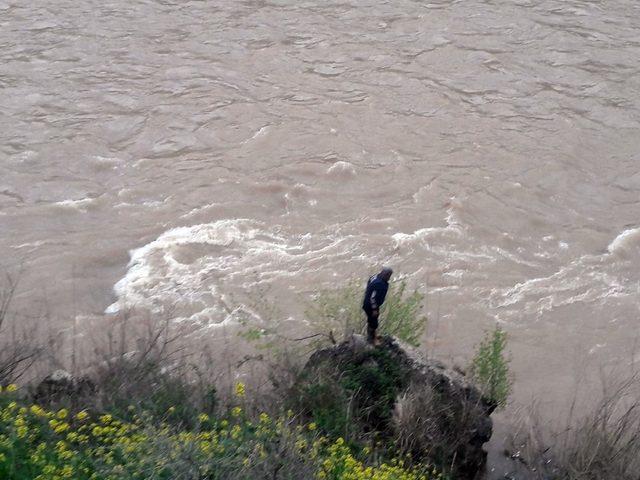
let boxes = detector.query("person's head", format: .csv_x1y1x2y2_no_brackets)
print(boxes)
379,267,393,281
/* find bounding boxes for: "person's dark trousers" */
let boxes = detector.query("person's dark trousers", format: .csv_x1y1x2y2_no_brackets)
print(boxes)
363,307,378,344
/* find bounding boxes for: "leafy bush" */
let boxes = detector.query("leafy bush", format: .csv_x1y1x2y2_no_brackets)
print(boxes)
378,282,426,347
307,279,427,347
292,347,409,445
340,348,407,432
469,325,512,409
293,371,350,439
306,279,365,342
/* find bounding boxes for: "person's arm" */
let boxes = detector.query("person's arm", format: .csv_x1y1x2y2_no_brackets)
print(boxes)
377,283,388,307
369,288,379,317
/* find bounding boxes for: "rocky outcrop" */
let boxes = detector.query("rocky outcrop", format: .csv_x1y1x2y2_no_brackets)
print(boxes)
300,335,494,479
33,369,95,403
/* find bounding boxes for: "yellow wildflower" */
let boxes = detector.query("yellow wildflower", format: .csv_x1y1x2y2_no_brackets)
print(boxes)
54,422,70,434
234,382,246,398
60,464,74,477
30,405,46,417
231,424,242,440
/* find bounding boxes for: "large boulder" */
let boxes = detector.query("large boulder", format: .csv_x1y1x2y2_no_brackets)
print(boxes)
33,369,95,404
298,335,494,479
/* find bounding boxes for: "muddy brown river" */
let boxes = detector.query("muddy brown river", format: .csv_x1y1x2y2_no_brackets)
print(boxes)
1,0,640,473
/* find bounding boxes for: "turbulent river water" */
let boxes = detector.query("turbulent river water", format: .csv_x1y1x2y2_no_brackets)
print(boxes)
1,0,640,460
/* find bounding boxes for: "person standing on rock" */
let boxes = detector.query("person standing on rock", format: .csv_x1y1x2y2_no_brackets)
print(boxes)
362,267,393,345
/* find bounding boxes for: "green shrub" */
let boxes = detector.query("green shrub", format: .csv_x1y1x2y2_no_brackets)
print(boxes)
293,371,350,438
469,325,512,409
292,348,409,444
305,279,364,342
340,348,408,432
307,279,427,347
378,282,426,347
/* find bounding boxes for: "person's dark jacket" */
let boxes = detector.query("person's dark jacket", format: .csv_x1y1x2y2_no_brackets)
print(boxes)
362,274,389,312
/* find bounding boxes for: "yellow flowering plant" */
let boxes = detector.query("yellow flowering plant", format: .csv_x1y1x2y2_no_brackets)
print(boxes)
0,386,445,480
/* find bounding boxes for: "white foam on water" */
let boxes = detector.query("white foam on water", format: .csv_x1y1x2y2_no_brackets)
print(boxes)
392,202,465,250
105,219,360,322
490,228,640,320
52,198,97,212
106,219,284,314
482,245,540,269
90,156,123,172
607,227,640,257
326,161,356,177
391,226,459,249
142,197,171,209
113,202,135,210
12,240,53,249
173,305,231,328
181,203,220,219
443,269,465,279
246,125,270,142
13,150,37,163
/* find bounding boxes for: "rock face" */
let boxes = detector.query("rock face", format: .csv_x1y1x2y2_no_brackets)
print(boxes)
34,369,95,403
301,335,494,479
